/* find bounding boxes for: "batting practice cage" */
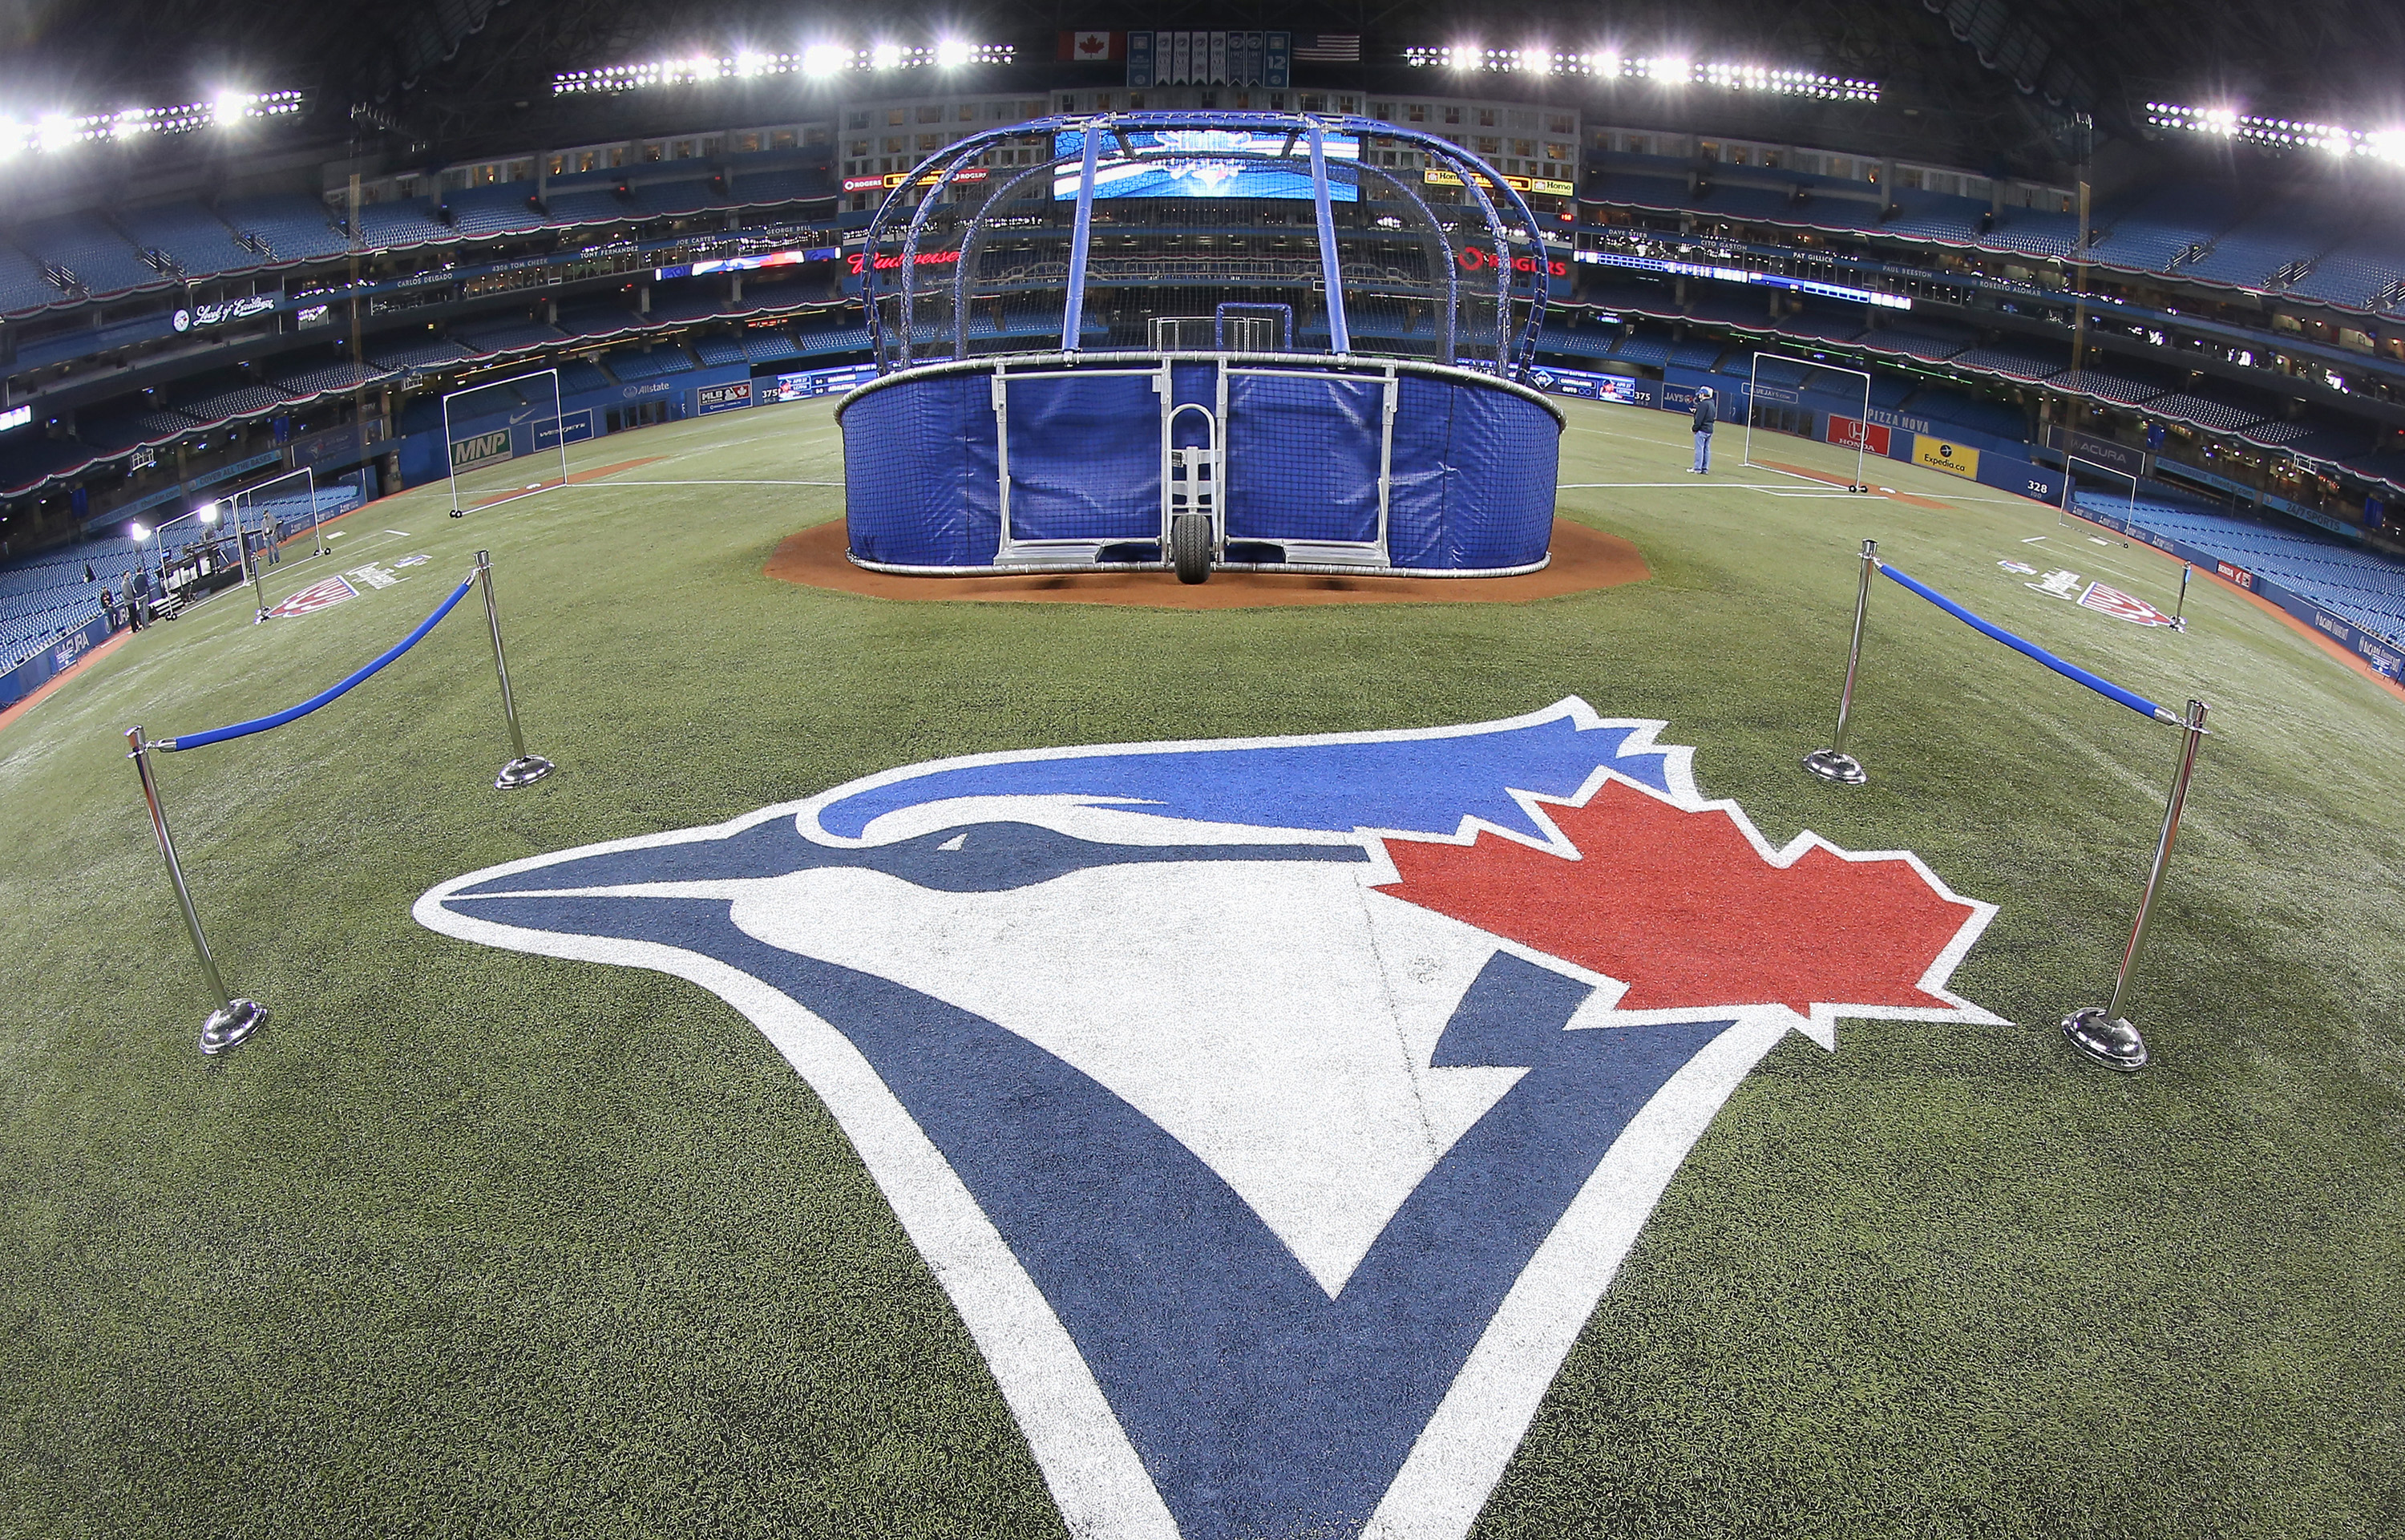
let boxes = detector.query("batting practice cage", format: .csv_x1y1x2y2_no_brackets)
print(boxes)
836,111,1564,582
441,369,575,519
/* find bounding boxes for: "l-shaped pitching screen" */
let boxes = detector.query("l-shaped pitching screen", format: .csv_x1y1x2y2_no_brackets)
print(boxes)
1051,127,1359,200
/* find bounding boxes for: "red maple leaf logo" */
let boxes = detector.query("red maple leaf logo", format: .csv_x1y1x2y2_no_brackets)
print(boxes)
1078,33,1107,56
1374,780,1987,1017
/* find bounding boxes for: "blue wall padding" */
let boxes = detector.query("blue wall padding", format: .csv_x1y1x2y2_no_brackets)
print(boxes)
842,373,1000,565
844,365,1558,572
1004,374,1162,543
1225,373,1385,544
1387,377,1558,570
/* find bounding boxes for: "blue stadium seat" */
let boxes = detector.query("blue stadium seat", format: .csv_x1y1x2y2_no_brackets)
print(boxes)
13,213,166,299
216,194,351,263
0,239,71,315
115,202,261,280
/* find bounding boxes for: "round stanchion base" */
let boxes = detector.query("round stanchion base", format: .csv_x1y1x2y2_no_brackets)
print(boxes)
495,754,554,790
198,998,269,1057
2061,1008,2148,1073
449,509,466,519
1801,748,1868,785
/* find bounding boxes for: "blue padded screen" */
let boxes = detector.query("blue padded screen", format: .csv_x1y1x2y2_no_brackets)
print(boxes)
1224,371,1384,544
1386,376,1558,570
843,374,1001,567
1006,374,1162,542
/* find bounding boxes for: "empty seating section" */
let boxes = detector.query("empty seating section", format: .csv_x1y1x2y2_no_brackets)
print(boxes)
554,360,613,395
628,178,715,219
454,318,572,354
354,200,455,249
0,241,67,314
690,336,748,367
2050,368,2168,406
2075,491,2405,639
276,361,390,398
445,184,546,236
177,382,296,422
558,305,645,340
602,348,694,382
1952,343,2061,380
541,188,629,227
12,313,181,371
115,204,259,278
2285,238,2405,311
1979,207,2080,260
2143,393,2266,434
2086,184,2234,275
741,329,804,364
1879,189,1987,245
2178,196,2352,291
368,338,475,370
1859,323,1973,361
15,214,165,298
216,195,350,263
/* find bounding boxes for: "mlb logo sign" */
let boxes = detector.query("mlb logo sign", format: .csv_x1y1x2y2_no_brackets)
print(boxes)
267,575,358,617
419,701,2001,1537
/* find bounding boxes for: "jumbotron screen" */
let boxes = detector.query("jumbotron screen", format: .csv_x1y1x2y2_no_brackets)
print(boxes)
1050,128,1359,201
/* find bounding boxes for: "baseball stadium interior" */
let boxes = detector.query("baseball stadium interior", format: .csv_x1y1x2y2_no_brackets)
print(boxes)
2,2,2399,1535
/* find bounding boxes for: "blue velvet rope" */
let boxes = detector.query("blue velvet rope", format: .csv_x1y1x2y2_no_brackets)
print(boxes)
1877,562,2176,723
158,576,476,751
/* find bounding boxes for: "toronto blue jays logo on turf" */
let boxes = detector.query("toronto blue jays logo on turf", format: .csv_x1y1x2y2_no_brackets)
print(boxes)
415,699,2003,1539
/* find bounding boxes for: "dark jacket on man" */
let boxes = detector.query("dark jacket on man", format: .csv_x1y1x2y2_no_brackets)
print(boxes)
1692,395,1717,433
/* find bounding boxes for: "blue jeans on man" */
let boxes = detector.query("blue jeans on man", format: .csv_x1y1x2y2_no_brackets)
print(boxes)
1692,428,1712,473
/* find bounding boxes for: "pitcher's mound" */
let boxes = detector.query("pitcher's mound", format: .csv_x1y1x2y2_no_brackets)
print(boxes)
766,519,1649,608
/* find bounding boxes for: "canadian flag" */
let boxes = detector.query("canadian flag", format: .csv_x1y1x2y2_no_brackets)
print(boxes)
1057,30,1121,60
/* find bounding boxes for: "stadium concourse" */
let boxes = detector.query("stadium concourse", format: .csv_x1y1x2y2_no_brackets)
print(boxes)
2,0,2404,1534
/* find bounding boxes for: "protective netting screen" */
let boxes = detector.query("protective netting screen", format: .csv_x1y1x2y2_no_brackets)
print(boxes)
864,113,1545,374
442,370,571,515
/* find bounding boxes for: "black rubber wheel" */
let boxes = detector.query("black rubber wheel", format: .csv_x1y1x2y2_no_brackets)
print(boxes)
1171,513,1212,584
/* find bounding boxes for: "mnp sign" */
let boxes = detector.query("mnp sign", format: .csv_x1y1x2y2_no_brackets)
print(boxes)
451,429,513,472
1914,435,1981,480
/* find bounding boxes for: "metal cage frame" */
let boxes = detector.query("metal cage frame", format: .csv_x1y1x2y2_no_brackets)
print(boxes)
857,110,1552,378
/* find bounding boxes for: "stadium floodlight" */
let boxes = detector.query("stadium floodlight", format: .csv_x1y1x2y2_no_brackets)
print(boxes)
871,42,904,71
802,42,846,77
935,37,973,69
212,90,249,126
35,114,75,152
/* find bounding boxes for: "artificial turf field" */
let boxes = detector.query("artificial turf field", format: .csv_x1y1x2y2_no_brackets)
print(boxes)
2,393,2400,1538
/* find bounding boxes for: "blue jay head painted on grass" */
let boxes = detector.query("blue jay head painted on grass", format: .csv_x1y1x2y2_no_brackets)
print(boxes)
416,698,2003,1540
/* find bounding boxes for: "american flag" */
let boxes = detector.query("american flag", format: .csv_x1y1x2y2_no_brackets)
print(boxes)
1291,33,1362,62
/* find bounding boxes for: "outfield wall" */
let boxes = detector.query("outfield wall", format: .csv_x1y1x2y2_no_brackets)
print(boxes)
0,608,116,710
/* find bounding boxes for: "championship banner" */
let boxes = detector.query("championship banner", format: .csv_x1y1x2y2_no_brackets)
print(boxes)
1914,435,1980,480
1130,30,1287,86
1826,415,1893,456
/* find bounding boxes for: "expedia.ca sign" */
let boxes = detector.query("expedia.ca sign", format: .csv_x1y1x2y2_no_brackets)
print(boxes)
449,429,513,471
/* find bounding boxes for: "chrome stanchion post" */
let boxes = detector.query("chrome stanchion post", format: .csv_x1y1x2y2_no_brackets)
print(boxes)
247,525,270,623
475,550,553,789
2173,564,2191,630
2063,697,2208,1072
1803,537,1876,785
127,726,268,1056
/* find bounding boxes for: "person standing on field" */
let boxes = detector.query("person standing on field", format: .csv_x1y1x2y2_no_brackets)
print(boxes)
1690,387,1717,474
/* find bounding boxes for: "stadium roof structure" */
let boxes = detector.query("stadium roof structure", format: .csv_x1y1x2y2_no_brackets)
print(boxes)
3,0,2403,182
